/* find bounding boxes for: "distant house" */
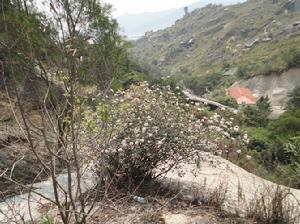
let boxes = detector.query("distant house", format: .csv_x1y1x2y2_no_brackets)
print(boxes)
227,87,256,105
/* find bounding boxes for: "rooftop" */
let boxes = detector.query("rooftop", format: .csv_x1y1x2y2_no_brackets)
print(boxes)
227,87,256,105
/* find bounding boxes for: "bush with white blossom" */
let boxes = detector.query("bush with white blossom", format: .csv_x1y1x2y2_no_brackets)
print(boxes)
83,82,249,183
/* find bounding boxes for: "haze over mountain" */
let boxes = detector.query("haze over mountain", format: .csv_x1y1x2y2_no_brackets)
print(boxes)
117,0,245,39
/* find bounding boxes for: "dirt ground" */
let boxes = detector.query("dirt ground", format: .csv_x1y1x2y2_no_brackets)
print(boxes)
0,91,62,201
45,192,253,224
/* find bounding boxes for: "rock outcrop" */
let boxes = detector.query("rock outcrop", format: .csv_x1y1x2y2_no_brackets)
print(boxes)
163,152,300,222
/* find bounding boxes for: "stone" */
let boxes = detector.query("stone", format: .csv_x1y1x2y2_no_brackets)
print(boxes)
163,214,211,224
223,67,238,76
244,37,260,48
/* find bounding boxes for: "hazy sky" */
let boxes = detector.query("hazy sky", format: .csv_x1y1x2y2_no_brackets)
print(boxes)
103,0,200,17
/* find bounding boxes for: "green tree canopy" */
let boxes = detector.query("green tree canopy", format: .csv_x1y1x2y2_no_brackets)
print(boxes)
287,86,300,109
243,96,272,127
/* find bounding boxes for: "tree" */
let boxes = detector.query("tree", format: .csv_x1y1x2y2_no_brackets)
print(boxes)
243,96,271,127
0,1,129,223
287,86,300,109
1,0,59,92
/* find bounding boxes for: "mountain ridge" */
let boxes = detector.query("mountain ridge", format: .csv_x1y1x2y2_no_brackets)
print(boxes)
132,0,300,79
118,0,245,39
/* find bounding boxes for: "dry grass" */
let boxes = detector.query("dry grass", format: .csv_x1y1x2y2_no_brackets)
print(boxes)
247,186,299,224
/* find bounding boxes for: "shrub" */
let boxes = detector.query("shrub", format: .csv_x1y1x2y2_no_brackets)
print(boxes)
111,71,150,90
268,110,300,140
246,110,300,177
236,66,249,79
242,97,272,127
246,127,269,152
183,72,223,96
287,86,300,109
211,88,238,108
283,48,300,68
83,82,247,186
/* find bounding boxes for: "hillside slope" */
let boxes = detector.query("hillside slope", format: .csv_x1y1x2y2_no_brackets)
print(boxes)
133,0,300,79
118,0,243,39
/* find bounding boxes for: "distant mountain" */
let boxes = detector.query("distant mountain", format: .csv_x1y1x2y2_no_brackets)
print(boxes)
117,0,245,39
133,0,300,78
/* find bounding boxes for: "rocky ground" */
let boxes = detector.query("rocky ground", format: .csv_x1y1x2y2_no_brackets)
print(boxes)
1,151,300,223
87,199,250,224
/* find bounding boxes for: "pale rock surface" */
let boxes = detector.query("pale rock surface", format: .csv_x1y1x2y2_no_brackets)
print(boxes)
163,213,211,224
1,153,300,223
163,152,300,222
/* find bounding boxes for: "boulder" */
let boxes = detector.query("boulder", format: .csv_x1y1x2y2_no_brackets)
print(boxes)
161,152,300,220
244,37,260,48
163,214,211,224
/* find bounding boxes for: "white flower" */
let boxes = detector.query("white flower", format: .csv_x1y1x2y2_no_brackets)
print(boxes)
236,149,242,154
233,125,239,132
121,139,127,147
215,127,223,132
223,132,230,138
208,120,214,124
226,121,232,126
144,123,149,127
246,155,252,161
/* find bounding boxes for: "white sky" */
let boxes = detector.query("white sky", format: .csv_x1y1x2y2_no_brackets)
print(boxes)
103,0,200,17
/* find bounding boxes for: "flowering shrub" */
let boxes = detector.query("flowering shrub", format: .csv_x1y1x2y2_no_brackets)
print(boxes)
83,82,248,184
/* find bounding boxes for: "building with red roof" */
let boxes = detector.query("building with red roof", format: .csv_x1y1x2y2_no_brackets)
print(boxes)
227,87,256,105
